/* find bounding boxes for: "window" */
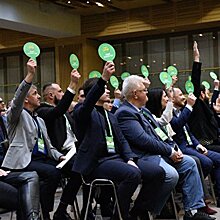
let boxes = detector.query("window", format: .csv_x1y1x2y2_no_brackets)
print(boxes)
0,49,55,102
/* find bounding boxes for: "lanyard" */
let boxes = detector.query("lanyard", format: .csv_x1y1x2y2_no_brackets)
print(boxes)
142,110,169,141
183,126,193,145
104,110,113,137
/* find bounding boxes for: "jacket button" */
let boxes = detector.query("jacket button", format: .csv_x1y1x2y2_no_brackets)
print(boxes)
34,137,37,140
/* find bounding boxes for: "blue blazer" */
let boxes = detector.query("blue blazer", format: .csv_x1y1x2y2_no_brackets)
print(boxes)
72,79,137,176
170,107,200,152
115,101,173,162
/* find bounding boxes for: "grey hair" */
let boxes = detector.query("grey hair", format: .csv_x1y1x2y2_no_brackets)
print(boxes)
122,75,144,100
26,85,38,97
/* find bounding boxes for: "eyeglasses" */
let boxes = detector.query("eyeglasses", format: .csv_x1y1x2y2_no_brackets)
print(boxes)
136,89,148,93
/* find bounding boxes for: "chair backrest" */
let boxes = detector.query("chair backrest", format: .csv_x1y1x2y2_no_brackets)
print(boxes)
0,207,12,214
0,207,14,220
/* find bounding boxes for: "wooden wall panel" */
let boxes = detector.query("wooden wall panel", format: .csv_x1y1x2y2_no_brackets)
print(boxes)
129,8,152,32
176,0,201,26
150,4,175,28
81,0,220,37
56,44,82,90
0,29,53,51
202,0,220,22
81,14,106,34
105,12,128,34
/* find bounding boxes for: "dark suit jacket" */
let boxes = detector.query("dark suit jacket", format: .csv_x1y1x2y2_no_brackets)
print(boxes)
72,78,137,175
188,61,218,143
170,107,200,152
211,89,220,129
36,90,75,152
115,101,173,162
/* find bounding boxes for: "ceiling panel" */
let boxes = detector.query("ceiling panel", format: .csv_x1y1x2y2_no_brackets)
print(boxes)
36,0,169,15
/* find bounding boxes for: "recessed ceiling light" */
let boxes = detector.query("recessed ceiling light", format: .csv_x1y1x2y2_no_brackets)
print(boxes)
86,1,90,3
199,34,203,37
67,0,71,4
95,2,104,7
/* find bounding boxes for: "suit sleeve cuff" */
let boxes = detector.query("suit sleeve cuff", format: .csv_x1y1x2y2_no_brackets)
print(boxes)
185,104,193,112
67,87,76,95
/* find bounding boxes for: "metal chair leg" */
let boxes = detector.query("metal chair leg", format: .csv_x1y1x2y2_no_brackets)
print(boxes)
208,174,217,205
83,178,123,220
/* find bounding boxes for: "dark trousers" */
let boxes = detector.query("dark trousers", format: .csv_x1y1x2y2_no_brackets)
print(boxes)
60,156,82,205
131,155,165,215
24,158,61,215
0,171,39,220
88,158,141,220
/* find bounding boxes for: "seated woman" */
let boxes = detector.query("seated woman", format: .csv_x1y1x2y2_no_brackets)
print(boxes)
0,169,40,220
146,87,217,215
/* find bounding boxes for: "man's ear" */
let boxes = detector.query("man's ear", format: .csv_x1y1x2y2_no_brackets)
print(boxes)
24,97,29,104
48,92,54,99
132,90,138,99
200,91,205,99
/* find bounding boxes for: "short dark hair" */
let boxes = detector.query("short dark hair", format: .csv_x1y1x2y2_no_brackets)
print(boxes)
78,87,83,94
146,88,164,117
200,84,206,93
82,78,99,97
42,83,53,93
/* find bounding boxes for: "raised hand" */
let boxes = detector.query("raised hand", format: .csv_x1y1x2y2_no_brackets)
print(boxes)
69,69,81,90
114,88,121,99
193,41,200,62
143,77,151,89
102,61,115,82
166,87,174,102
187,93,197,107
25,59,37,83
213,96,220,113
214,79,220,90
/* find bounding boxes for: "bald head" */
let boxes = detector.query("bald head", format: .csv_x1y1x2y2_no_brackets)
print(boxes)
42,83,64,105
173,87,186,108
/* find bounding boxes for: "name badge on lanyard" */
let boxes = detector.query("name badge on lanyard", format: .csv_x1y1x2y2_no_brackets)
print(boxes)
104,110,116,153
106,136,115,153
38,138,45,153
154,127,168,141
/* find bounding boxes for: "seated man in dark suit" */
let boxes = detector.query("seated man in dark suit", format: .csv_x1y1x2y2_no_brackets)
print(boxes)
188,41,220,151
171,87,220,208
72,61,165,220
37,70,82,220
211,79,220,132
115,75,214,220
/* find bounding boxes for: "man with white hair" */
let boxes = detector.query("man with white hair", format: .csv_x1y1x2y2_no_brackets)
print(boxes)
115,75,214,220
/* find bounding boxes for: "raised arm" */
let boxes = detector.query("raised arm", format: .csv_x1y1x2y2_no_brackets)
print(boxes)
74,62,115,122
37,69,81,120
191,41,202,98
7,59,36,124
